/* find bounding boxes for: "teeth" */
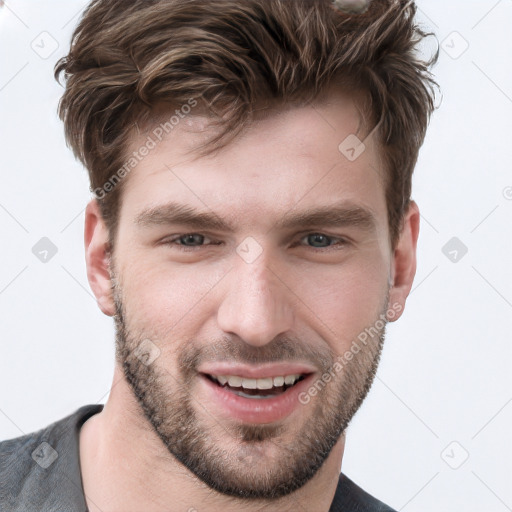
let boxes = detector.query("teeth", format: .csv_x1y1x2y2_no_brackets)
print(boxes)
256,378,273,390
243,378,257,389
273,376,285,387
284,375,297,385
227,376,242,387
213,374,303,390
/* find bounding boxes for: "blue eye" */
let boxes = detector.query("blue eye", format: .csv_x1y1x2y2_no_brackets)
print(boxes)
175,234,207,246
304,233,333,248
163,232,348,252
299,233,348,250
162,233,216,251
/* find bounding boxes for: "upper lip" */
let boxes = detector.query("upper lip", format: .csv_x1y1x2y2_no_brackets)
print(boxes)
198,362,316,379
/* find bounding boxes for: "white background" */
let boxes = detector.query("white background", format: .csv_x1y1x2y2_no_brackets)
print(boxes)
1,1,511,510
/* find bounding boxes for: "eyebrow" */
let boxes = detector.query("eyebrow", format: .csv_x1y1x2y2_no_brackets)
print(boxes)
134,200,377,233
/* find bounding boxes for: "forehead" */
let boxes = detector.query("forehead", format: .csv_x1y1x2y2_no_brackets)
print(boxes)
117,90,387,233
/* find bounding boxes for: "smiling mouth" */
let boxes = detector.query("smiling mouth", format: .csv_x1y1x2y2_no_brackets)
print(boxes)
204,373,308,399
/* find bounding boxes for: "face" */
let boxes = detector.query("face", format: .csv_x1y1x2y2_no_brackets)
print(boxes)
88,92,416,499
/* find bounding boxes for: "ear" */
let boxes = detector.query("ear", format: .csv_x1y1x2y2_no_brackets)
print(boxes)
387,200,420,322
84,199,115,316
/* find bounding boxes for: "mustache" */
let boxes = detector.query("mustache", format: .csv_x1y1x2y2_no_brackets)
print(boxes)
178,334,335,374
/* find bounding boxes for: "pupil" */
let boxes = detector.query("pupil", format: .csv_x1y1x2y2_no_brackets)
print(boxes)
183,234,203,245
309,234,329,247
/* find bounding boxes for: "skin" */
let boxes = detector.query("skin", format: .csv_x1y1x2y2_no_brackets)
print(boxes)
79,90,419,512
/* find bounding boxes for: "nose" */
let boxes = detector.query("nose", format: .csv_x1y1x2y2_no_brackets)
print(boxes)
216,252,295,348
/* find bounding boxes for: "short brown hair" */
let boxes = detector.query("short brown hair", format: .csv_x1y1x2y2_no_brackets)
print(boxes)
55,0,438,249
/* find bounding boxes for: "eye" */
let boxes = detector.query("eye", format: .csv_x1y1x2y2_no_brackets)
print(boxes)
162,232,349,252
298,233,349,250
163,233,218,250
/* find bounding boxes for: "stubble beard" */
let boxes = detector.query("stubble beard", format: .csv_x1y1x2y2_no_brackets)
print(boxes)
111,277,388,500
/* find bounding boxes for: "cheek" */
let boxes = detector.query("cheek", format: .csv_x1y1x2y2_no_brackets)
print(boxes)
118,259,228,338
117,242,390,354
291,255,389,353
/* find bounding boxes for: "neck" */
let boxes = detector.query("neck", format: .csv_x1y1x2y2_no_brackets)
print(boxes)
79,367,345,512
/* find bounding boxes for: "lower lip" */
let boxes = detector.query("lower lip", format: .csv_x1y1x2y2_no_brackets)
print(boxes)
199,374,314,424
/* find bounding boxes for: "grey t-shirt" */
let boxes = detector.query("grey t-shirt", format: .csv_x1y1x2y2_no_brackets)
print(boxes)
0,404,397,511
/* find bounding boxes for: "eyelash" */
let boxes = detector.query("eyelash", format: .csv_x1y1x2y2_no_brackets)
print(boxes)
162,233,350,252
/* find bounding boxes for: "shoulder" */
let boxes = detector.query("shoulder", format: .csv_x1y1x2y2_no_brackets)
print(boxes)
329,472,397,512
0,404,103,512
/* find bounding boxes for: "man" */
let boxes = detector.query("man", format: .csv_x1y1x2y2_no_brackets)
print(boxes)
0,0,438,510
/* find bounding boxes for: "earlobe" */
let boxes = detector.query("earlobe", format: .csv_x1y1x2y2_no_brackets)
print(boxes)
84,199,115,317
387,200,420,322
